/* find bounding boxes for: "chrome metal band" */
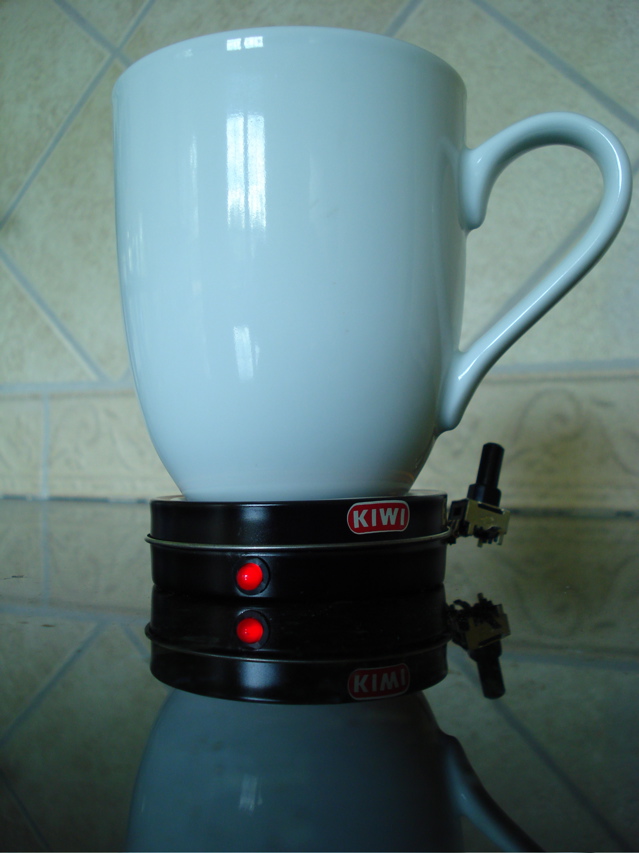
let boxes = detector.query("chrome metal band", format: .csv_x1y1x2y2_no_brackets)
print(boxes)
145,528,452,552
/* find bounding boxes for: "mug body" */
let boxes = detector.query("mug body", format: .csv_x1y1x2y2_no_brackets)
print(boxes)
113,27,467,500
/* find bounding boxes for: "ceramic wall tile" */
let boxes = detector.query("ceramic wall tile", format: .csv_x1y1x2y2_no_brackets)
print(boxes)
0,0,637,503
395,0,638,148
48,392,176,499
396,0,639,368
0,614,95,737
508,191,639,366
0,62,128,381
0,500,44,605
37,371,639,506
46,500,150,614
0,0,107,217
0,259,93,384
490,0,639,120
444,513,639,656
0,398,43,497
461,179,639,368
417,373,639,511
66,0,147,44
426,651,625,851
0,624,167,852
123,0,409,61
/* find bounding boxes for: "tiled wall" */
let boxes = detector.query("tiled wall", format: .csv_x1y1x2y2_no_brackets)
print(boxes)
1,0,638,509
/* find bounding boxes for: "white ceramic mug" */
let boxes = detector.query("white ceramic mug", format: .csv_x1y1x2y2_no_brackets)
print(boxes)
113,27,631,501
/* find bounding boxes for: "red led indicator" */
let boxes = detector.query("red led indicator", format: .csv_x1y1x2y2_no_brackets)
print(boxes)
236,562,264,592
236,617,265,645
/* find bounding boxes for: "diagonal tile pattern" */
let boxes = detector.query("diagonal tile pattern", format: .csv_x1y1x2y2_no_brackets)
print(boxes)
396,0,639,366
0,260,92,384
66,0,148,45
0,0,637,501
0,623,167,852
0,772,46,853
123,0,411,59
0,62,129,381
0,0,107,218
487,0,639,121
0,615,95,737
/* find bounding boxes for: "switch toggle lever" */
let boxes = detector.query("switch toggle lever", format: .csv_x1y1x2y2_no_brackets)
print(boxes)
447,594,510,699
446,443,513,698
448,443,510,546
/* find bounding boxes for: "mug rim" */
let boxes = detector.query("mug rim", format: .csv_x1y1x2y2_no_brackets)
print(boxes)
113,25,465,97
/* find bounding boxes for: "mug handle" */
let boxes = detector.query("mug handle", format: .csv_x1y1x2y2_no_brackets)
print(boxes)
437,112,632,434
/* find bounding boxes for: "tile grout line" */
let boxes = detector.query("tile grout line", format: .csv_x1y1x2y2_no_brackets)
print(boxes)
0,623,107,749
489,358,639,378
0,54,115,234
0,601,149,625
1,359,638,399
1,0,636,400
18,491,53,627
116,0,157,53
53,0,159,65
3,0,637,402
40,496,51,599
384,0,425,37
0,247,110,383
385,0,639,139
509,506,639,520
471,0,639,134
454,650,636,851
0,378,135,396
467,154,639,370
0,765,52,853
1,495,637,522
121,622,151,662
0,0,636,516
503,646,639,673
0,0,157,229
52,0,130,65
0,0,157,408
0,493,150,505
0,381,136,397
40,397,50,501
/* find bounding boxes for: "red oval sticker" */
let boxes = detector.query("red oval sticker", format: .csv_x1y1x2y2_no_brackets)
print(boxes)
347,500,409,534
348,663,410,700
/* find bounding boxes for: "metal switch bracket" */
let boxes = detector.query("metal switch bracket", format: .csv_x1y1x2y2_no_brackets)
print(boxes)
447,594,511,699
448,498,510,546
444,445,513,698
